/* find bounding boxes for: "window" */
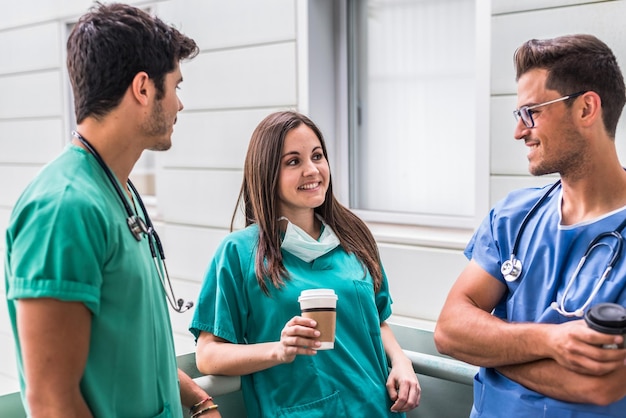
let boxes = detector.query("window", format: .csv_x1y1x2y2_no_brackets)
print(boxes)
347,0,480,228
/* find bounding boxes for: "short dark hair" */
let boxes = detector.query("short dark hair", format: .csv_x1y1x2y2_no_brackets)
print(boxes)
67,2,199,123
514,34,626,137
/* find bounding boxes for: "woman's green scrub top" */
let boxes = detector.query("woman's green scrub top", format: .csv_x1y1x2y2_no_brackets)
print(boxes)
190,224,404,418
5,144,182,417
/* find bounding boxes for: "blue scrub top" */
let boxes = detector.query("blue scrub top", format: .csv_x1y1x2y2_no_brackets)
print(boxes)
190,224,402,418
467,182,626,417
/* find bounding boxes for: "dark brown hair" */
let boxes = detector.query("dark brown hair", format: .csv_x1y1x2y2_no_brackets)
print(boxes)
232,111,383,295
514,34,625,137
67,2,199,123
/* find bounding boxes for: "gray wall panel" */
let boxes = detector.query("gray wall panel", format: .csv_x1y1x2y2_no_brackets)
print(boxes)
156,169,242,228
0,72,63,118
160,109,279,169
379,244,467,322
0,23,60,74
492,2,626,95
179,43,298,110
0,166,42,207
0,120,64,164
157,223,228,283
157,0,296,50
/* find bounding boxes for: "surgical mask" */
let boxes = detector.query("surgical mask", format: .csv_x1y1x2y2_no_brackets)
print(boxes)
279,216,340,262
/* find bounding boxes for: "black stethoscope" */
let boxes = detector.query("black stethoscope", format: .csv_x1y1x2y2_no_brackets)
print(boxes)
72,131,192,313
500,180,626,317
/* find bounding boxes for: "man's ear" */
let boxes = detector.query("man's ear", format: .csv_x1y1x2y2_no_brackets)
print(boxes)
130,71,152,106
578,91,601,127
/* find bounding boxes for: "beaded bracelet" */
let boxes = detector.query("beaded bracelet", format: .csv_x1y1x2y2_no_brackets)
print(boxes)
190,404,219,417
189,397,212,415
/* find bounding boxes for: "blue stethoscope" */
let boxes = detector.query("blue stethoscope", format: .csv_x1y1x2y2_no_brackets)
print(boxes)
72,131,192,313
500,180,626,317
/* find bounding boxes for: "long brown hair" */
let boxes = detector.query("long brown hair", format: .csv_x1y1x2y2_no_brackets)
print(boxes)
231,111,383,295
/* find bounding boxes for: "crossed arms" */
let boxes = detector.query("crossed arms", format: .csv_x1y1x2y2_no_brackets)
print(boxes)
433,260,626,405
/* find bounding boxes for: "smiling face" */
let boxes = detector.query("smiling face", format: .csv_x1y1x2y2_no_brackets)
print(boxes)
514,68,587,178
277,124,330,220
143,63,184,151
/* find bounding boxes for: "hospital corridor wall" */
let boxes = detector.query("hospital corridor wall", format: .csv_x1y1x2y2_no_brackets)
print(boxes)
3,0,626,417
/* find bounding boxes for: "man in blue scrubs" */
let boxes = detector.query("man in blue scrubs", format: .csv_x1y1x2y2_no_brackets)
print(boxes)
435,34,626,417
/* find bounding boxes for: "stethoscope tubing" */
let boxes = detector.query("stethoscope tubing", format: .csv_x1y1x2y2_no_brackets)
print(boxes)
71,131,191,313
503,179,626,317
510,180,562,261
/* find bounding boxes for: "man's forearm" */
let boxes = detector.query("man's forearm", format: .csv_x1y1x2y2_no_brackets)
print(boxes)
497,359,626,405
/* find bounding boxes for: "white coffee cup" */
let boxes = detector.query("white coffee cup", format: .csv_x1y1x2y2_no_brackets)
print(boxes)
298,289,338,350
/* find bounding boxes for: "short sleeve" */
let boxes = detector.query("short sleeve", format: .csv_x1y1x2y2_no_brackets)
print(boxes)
464,207,505,283
189,236,253,344
6,186,107,314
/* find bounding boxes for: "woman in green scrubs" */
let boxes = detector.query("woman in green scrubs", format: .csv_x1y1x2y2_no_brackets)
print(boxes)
190,111,421,417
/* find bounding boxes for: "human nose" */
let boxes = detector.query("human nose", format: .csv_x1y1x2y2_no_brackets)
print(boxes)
177,97,184,112
302,159,319,176
513,118,531,140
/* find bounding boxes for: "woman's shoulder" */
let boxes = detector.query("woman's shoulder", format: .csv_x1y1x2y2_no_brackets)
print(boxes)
230,224,260,239
217,224,260,252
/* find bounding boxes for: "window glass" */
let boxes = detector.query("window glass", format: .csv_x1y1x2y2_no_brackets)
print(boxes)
349,0,476,221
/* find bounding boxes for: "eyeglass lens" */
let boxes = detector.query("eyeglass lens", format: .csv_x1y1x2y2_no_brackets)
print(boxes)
513,107,534,128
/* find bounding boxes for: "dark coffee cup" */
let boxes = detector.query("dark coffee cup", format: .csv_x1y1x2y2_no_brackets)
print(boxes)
584,303,626,349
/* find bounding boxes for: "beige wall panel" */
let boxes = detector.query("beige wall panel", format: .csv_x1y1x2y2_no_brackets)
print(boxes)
0,119,64,164
0,166,42,207
160,108,281,169
157,223,229,283
490,95,529,175
490,175,558,207
179,43,297,110
157,0,296,50
156,169,242,228
0,71,62,118
493,0,605,15
0,23,60,75
491,1,626,95
378,244,467,322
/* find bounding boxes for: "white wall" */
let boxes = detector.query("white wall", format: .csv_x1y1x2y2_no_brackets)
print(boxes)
2,0,626,398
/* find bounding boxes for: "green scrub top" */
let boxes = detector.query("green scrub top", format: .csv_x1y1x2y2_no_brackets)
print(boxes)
190,224,404,418
5,144,182,418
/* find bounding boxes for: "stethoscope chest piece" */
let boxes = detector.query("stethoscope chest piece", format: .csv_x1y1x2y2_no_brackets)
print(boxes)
127,215,149,242
501,257,522,282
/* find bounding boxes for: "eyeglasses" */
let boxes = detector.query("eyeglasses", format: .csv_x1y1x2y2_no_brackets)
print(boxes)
513,91,586,128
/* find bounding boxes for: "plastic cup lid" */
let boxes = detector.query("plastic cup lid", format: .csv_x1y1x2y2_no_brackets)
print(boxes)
298,288,337,301
585,303,626,334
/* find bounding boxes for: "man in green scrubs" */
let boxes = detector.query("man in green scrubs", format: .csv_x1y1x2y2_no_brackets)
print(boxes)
4,3,219,417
